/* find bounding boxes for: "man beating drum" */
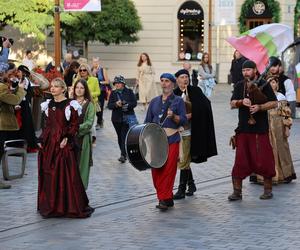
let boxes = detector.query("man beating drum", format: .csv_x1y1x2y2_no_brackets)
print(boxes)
144,73,187,211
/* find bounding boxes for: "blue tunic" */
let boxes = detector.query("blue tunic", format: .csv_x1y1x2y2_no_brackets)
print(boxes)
144,93,187,144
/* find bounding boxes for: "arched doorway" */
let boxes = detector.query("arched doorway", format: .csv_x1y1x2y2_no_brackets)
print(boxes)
177,1,204,61
239,0,280,33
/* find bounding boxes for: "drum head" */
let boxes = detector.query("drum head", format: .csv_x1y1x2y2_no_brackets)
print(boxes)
139,123,168,168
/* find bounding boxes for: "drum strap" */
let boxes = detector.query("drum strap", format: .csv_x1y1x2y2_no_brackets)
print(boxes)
159,94,175,125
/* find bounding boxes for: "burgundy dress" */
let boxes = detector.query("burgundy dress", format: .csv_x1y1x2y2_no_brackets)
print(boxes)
38,99,94,218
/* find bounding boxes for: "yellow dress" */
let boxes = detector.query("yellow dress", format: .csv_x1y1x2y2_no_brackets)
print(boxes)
137,63,157,103
257,97,296,184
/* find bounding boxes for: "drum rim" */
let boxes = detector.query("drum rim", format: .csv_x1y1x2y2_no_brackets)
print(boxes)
125,123,169,170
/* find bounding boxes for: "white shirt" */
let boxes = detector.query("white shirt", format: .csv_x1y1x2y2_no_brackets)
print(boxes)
276,92,286,101
284,79,296,102
22,58,35,71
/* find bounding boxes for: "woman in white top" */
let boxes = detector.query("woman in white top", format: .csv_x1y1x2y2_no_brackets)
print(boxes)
198,52,216,97
136,53,156,110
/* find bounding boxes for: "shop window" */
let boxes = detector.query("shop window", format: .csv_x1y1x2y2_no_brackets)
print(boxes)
177,1,204,61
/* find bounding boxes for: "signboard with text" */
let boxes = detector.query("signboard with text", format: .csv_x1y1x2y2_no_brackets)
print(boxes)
64,0,101,12
214,0,236,25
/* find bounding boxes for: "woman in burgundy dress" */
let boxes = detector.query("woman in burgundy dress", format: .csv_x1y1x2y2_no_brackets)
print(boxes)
38,78,94,218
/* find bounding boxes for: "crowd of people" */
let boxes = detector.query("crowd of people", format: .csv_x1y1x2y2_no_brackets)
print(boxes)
0,40,298,217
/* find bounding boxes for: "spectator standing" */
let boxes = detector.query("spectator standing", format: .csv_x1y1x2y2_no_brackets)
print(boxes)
64,61,80,97
0,63,26,189
198,52,216,97
15,65,38,152
137,53,156,110
230,50,247,89
91,57,110,128
0,38,12,63
108,76,137,163
22,50,35,71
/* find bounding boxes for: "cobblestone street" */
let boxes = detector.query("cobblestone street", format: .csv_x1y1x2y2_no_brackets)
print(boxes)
1,84,300,250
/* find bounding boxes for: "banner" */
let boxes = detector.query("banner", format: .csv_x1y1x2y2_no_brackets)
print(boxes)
64,0,101,12
214,0,236,25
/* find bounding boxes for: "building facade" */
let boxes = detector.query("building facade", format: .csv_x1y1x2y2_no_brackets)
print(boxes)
85,0,296,83
3,0,297,83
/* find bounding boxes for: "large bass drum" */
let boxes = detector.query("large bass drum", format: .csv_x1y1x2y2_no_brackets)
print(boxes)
125,123,169,171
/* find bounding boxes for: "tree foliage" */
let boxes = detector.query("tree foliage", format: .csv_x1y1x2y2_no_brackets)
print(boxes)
0,0,142,46
62,0,142,45
0,0,53,40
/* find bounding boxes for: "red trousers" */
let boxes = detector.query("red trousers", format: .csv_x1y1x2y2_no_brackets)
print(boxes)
151,143,179,201
232,133,275,179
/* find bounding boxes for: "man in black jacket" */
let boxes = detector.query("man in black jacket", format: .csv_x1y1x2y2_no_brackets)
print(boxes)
173,69,217,199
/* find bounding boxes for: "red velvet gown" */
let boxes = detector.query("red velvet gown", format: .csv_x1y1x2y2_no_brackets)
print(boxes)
38,99,93,218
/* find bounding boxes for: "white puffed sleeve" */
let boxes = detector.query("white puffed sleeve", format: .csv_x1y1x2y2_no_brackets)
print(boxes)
40,99,51,117
65,100,82,121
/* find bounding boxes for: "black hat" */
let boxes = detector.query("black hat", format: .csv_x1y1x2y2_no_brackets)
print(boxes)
18,65,31,77
269,56,281,67
113,75,126,85
175,69,190,78
242,60,256,69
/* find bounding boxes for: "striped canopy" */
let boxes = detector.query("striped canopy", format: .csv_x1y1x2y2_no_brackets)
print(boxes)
226,23,293,73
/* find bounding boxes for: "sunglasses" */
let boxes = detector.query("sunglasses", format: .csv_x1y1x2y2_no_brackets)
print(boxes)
79,69,87,72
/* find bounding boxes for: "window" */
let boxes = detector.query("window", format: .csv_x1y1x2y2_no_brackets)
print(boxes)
246,18,272,29
177,1,204,61
245,1,273,30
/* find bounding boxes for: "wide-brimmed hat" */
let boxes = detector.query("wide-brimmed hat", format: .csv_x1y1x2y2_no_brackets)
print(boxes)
113,75,126,85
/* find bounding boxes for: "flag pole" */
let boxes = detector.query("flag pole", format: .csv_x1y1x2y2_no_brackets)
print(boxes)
54,0,61,70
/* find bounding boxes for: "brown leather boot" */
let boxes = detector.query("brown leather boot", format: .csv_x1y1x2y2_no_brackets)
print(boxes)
260,178,273,199
228,178,242,201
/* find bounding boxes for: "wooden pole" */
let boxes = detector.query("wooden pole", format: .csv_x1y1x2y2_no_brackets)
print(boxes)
208,0,212,61
54,0,61,69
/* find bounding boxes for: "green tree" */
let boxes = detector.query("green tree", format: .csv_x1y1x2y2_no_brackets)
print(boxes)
0,0,142,55
0,0,53,41
62,0,142,55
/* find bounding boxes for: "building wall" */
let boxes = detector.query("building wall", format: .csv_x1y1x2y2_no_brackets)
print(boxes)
87,0,296,83
5,0,297,84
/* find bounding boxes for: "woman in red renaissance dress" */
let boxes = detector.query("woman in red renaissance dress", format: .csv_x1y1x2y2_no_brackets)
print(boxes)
38,78,94,218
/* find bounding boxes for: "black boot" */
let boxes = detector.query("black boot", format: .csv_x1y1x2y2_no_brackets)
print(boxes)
173,170,188,200
186,169,196,196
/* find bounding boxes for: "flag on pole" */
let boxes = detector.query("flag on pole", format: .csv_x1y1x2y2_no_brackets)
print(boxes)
226,23,293,73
